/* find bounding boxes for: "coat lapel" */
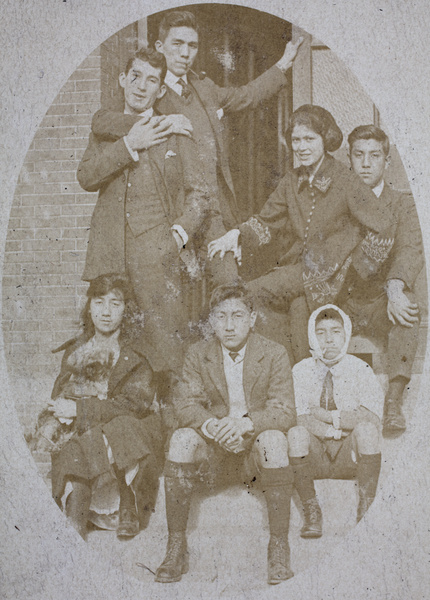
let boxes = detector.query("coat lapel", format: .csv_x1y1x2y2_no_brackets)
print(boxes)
243,334,264,404
108,346,141,395
188,76,224,143
204,340,229,404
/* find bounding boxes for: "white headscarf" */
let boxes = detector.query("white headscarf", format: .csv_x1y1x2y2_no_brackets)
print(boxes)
307,304,352,367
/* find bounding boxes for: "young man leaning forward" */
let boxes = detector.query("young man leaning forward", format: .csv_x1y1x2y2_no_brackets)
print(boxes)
155,284,297,585
288,305,384,537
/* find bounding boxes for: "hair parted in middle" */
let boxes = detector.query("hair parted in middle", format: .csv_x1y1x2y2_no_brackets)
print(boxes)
81,273,142,340
123,47,167,81
347,124,390,157
209,282,254,313
285,104,343,153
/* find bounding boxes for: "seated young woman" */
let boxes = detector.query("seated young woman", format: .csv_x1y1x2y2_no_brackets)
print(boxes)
207,104,389,360
48,273,169,540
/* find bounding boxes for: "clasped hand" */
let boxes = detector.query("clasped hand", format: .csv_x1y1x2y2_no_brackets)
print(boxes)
206,416,253,452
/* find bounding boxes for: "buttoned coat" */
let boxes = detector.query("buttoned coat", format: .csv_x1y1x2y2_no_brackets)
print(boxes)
174,332,296,436
92,66,287,226
239,154,389,309
77,130,213,282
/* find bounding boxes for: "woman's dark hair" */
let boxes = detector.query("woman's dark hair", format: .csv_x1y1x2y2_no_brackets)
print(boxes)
123,47,167,81
158,10,199,42
285,104,343,153
81,273,143,340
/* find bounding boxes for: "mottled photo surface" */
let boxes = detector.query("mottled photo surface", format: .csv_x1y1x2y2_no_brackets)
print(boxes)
1,2,429,599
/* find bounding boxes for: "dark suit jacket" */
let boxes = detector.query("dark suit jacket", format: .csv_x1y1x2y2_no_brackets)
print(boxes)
174,332,296,437
77,129,212,281
92,66,287,224
350,183,423,292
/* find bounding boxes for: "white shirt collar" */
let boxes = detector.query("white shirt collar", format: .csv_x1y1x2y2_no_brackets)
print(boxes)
124,106,154,118
165,70,188,93
221,343,247,363
372,179,385,198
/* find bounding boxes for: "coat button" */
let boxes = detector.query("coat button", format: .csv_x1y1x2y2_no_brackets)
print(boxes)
307,218,311,223
127,182,131,187
124,356,128,361
126,212,130,218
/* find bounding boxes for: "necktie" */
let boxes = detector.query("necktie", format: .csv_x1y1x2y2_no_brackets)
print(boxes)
320,369,342,461
229,351,240,363
320,370,336,411
177,78,193,100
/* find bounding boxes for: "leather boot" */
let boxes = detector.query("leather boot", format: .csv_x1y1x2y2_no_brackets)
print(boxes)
155,532,189,583
356,452,381,523
300,497,323,538
357,489,372,523
383,399,406,437
267,535,294,585
116,507,140,538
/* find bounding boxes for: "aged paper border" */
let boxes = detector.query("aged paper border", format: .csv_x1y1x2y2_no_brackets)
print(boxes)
1,1,429,598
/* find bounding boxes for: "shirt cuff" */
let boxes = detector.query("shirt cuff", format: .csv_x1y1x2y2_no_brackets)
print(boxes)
171,224,189,247
201,418,216,439
123,136,139,162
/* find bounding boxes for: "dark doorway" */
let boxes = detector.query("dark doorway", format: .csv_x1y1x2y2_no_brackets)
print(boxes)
148,4,293,221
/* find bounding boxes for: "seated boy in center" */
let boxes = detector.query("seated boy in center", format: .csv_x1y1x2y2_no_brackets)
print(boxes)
288,304,383,537
155,283,297,585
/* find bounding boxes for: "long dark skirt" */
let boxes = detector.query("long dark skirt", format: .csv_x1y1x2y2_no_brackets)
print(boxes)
51,412,164,527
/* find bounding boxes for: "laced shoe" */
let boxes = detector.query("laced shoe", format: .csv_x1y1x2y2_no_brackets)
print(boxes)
300,497,323,538
382,400,406,437
267,535,294,585
155,532,189,583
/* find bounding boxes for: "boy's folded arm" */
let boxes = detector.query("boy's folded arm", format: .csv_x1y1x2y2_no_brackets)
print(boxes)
339,406,380,430
92,109,140,140
297,413,334,439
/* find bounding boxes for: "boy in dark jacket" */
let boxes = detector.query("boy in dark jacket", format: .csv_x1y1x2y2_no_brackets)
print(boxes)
155,284,297,585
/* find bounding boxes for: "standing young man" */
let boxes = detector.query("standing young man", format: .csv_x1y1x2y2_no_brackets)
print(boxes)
155,284,297,585
342,125,424,436
91,10,303,229
78,48,230,372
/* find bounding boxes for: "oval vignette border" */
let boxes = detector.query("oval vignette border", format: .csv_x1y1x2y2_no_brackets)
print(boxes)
0,1,429,600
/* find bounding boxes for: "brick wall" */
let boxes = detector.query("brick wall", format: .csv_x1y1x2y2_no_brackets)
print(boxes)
2,25,137,431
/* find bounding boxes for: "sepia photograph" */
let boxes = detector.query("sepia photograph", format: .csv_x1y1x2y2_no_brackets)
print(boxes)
1,1,429,598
